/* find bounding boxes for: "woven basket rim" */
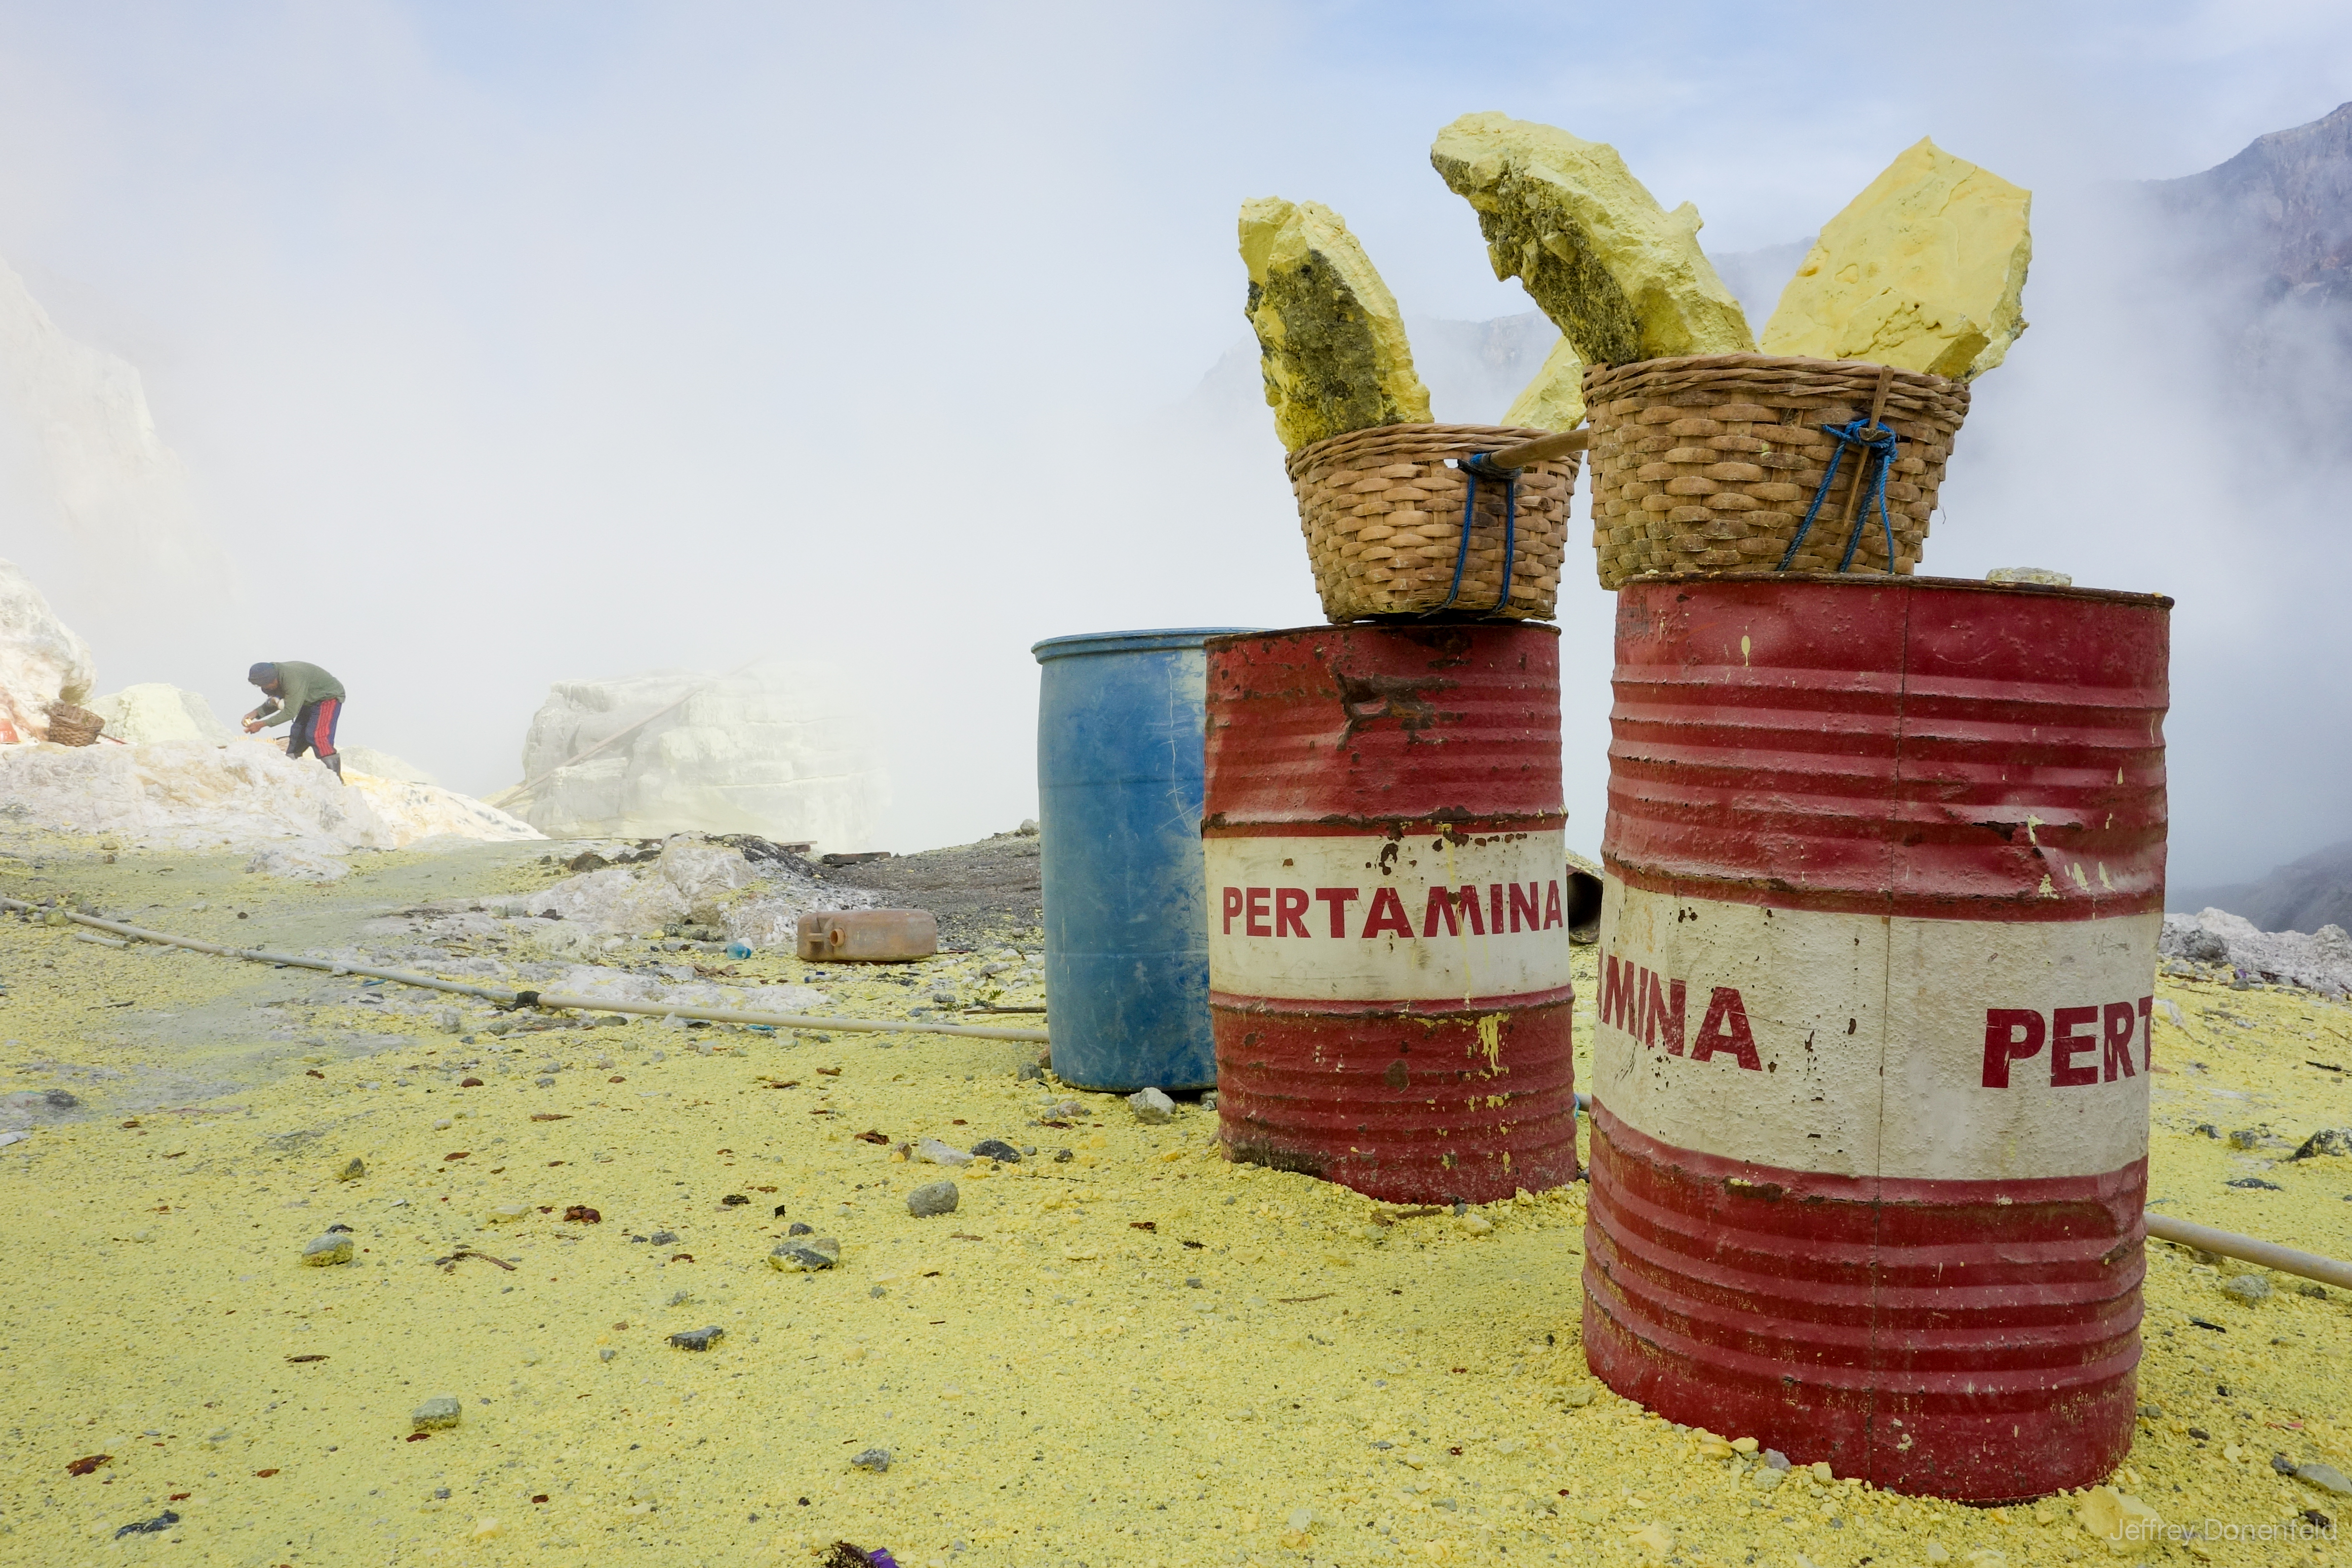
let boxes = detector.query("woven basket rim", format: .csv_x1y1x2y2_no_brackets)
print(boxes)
1283,421,1574,479
1583,352,1962,388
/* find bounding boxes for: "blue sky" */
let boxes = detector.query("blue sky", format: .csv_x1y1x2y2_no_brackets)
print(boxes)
0,2,2346,881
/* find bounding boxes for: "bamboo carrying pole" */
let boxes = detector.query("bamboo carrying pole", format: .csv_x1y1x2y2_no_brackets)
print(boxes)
1484,426,1594,469
2,898,1051,1045
1559,1094,2352,1295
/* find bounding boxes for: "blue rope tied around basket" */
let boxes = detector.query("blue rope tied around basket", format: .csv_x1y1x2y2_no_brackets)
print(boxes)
1776,418,1903,573
1434,452,1517,615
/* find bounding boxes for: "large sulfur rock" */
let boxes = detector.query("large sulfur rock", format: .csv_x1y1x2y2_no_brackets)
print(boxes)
0,557,95,744
1430,113,1754,367
85,683,235,745
1501,336,1588,431
1760,138,2031,379
0,739,395,852
511,665,885,850
343,775,542,847
1239,198,1432,451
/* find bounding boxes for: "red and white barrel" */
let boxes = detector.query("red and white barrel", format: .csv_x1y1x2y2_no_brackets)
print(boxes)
1203,623,1580,1204
1584,573,2169,1504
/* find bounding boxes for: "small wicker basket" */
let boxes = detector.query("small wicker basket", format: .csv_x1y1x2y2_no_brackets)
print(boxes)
43,702,104,746
1287,422,1580,622
1583,354,1969,590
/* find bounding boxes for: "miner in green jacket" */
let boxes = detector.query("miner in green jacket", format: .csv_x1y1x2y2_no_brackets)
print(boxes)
242,661,347,781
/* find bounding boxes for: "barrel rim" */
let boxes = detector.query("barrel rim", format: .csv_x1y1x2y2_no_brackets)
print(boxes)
1032,627,1264,662
1621,571,2173,611
1204,620,1564,653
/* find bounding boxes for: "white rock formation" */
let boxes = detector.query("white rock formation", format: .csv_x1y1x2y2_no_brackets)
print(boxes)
85,682,234,745
0,557,96,743
0,736,541,872
511,664,886,849
2160,907,2352,997
0,739,393,854
344,775,543,848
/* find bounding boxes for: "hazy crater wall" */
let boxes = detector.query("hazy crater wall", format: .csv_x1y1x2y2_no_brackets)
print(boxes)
516,666,887,848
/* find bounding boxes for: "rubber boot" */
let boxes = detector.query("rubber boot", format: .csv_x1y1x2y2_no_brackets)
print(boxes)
323,753,344,784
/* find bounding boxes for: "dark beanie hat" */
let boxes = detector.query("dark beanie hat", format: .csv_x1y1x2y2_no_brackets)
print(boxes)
247,662,277,685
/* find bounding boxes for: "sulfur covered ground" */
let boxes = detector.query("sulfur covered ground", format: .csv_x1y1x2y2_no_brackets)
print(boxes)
0,836,2348,1568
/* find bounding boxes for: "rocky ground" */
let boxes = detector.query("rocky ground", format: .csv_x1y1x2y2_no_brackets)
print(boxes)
0,831,2349,1567
814,833,1043,954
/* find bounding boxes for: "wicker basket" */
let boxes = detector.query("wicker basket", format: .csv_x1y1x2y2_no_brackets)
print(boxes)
1288,422,1580,621
1583,354,1970,590
43,702,104,746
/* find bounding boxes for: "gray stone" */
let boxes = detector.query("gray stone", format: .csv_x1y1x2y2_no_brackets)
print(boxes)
2220,1274,2272,1304
667,1325,725,1351
788,1221,814,1236
769,1237,839,1272
411,1396,463,1432
850,1447,891,1472
1987,567,2073,587
969,1139,1021,1163
599,1348,616,1362
2273,1452,2300,1475
2296,1462,2352,1496
908,1181,959,1217
1129,1086,1176,1124
648,1230,679,1246
2289,1127,2352,1161
1016,1061,1044,1082
2228,1128,2262,1150
917,1137,974,1166
1201,1090,1219,1111
114,1509,180,1538
300,1233,354,1267
1053,1149,1074,1164
2227,1177,2283,1191
1762,1448,1790,1471
334,1157,365,1182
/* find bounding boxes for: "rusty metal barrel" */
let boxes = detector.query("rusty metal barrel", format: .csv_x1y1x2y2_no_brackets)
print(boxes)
1584,572,2171,1503
1202,622,1580,1203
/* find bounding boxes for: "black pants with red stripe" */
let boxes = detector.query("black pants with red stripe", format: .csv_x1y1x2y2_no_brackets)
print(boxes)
288,697,343,775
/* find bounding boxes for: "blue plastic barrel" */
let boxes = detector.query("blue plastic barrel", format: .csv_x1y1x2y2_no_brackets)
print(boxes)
1032,628,1257,1092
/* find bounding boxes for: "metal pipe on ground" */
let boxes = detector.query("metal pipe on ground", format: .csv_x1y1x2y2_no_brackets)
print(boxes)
1,898,1050,1045
2143,1212,2352,1291
1567,1092,2351,1293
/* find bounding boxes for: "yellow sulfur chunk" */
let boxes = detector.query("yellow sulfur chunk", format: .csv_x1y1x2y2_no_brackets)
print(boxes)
1239,197,1432,451
2074,1485,2162,1555
1760,137,2031,379
1430,112,1754,366
1502,336,1587,431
